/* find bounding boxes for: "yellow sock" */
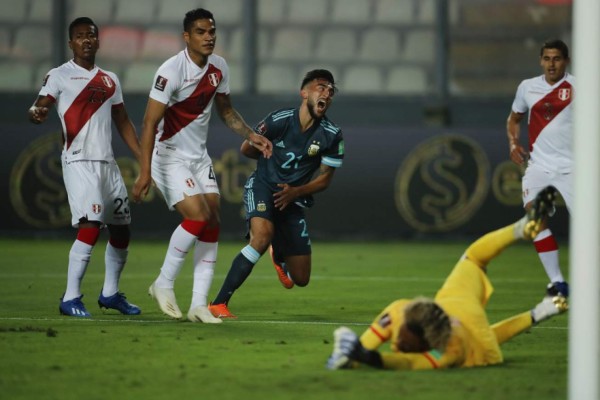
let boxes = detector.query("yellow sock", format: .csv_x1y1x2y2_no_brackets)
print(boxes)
491,311,533,345
464,224,518,267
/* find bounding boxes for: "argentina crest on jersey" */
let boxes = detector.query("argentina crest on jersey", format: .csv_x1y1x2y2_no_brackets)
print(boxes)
308,140,320,156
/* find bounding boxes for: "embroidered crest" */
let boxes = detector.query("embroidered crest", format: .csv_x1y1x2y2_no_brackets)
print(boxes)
257,202,266,212
186,178,195,188
208,73,220,87
308,141,320,157
101,75,113,88
92,204,102,214
558,88,570,101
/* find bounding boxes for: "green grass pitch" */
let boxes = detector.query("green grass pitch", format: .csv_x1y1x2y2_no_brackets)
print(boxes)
0,237,568,400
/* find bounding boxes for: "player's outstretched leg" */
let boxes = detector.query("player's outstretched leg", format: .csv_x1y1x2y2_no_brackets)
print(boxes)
514,185,558,240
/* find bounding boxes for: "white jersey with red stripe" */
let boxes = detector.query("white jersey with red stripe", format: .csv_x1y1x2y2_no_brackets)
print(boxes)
38,60,124,163
149,49,230,164
511,72,574,173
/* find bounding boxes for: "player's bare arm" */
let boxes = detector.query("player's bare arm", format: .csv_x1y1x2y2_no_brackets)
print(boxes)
273,164,336,210
112,105,141,162
132,98,166,202
215,94,273,158
506,111,528,166
240,139,261,160
28,96,53,125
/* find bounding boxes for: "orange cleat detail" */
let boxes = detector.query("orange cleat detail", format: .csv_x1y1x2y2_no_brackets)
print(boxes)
269,245,294,289
208,302,237,319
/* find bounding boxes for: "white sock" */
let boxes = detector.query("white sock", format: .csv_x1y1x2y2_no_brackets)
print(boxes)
103,243,128,297
155,224,198,289
64,240,93,301
534,229,564,283
190,240,218,309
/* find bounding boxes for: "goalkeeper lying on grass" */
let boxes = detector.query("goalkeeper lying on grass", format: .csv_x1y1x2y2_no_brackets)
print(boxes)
327,186,568,370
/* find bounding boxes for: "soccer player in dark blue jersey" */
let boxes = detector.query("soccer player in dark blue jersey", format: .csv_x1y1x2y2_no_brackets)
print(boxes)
209,69,345,318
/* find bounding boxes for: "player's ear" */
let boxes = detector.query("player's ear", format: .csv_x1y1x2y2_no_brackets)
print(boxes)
300,88,308,99
183,31,190,45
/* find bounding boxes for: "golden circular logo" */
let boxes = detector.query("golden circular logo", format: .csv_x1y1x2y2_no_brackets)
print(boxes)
9,132,70,228
491,161,523,206
395,135,489,232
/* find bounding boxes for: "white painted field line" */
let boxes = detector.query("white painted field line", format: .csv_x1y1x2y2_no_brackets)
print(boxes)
0,316,567,330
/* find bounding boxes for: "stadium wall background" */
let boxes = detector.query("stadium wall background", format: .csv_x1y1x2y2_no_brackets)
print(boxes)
1,94,569,240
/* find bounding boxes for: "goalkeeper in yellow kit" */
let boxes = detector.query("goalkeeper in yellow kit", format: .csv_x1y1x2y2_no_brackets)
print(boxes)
327,186,568,370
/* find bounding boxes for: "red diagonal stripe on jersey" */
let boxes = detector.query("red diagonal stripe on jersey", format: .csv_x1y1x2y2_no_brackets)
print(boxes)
63,70,116,149
528,80,572,151
160,64,222,141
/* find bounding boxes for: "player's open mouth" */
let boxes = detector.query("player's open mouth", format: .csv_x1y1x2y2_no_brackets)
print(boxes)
317,99,327,111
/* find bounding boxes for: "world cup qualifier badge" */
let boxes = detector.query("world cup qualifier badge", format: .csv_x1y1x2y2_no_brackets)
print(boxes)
154,75,168,91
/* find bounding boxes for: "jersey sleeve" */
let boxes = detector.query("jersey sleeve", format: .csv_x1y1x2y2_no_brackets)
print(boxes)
322,133,344,168
38,68,60,100
511,80,528,114
108,72,124,106
319,119,344,168
360,300,408,351
253,109,289,141
149,62,176,105
216,59,230,95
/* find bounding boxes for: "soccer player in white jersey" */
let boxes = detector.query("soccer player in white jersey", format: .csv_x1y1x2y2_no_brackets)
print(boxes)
28,17,142,317
132,8,272,323
506,39,573,298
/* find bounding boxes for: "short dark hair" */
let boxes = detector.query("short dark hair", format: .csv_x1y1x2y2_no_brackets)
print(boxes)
301,69,337,92
540,39,569,59
68,17,98,40
183,8,215,32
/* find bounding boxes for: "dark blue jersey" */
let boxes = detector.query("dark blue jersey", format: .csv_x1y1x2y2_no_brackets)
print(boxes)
252,107,344,193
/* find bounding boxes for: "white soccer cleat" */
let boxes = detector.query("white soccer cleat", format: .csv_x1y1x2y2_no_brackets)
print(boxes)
326,326,357,370
531,295,568,324
187,306,222,324
148,281,182,319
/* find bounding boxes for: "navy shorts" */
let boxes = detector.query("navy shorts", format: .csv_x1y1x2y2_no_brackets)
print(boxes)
243,176,311,256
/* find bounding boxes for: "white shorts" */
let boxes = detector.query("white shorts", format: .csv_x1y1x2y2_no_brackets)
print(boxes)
522,161,572,212
62,158,131,227
151,152,220,211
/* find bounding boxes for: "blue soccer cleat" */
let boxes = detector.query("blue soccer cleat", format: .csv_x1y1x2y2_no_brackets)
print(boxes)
98,291,141,315
59,295,91,317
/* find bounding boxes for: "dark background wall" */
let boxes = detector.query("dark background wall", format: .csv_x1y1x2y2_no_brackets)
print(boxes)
1,93,570,240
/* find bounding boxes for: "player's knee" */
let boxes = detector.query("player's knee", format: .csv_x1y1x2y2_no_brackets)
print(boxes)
76,226,101,246
294,277,310,287
199,225,220,243
181,219,208,237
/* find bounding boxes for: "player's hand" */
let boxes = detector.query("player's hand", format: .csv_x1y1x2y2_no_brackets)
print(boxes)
249,132,272,159
28,106,49,124
273,183,299,210
509,142,528,166
132,174,152,203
